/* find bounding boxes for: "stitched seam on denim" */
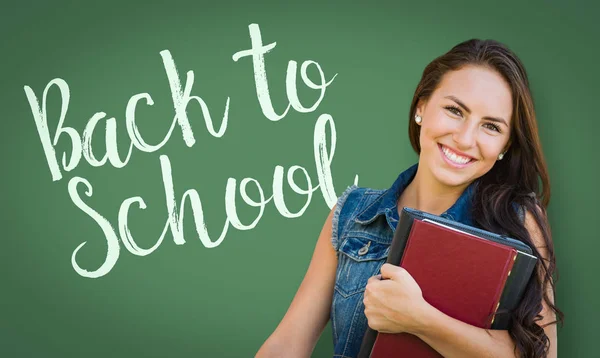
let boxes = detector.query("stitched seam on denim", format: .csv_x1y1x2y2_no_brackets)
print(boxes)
331,185,359,251
347,188,367,224
354,190,388,223
340,232,392,245
342,292,365,357
337,248,388,263
363,188,385,195
335,252,389,297
337,188,370,247
334,284,365,298
332,293,338,344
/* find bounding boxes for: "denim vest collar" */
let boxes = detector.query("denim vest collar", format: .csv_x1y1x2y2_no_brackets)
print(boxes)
354,163,476,230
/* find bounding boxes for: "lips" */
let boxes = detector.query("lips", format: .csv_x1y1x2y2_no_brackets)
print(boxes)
438,144,476,167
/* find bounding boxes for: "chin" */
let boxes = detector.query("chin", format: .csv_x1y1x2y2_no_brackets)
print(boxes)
426,153,480,188
431,167,474,188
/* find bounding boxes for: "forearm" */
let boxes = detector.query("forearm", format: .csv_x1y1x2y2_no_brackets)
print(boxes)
255,313,326,358
413,303,518,358
256,334,312,358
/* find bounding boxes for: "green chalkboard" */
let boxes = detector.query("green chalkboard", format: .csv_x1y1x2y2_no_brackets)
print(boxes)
2,0,598,357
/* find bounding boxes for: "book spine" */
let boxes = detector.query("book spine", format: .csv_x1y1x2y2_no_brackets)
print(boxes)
490,251,518,327
491,252,538,329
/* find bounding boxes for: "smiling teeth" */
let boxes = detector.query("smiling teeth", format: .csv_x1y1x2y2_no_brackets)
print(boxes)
442,146,472,164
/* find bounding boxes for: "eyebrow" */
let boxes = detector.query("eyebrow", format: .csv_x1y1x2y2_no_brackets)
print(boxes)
444,95,508,126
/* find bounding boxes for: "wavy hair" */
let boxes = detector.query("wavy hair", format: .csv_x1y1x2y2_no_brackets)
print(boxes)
408,39,564,357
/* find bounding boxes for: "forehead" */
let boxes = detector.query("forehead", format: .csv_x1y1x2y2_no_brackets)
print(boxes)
433,65,513,122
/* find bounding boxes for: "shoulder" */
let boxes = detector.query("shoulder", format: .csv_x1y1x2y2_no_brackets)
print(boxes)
333,184,387,213
338,184,386,197
522,204,550,257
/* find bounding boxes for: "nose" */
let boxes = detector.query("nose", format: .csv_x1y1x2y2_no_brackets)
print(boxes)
452,121,477,150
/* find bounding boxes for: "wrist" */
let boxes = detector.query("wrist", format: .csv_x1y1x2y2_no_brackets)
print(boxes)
411,300,438,337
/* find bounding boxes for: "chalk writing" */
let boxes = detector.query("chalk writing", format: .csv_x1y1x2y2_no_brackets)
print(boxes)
24,23,358,278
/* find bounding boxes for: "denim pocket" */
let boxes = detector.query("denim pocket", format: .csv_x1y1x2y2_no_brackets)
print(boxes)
334,235,389,297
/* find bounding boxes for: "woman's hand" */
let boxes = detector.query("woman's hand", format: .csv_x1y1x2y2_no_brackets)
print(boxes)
363,263,431,335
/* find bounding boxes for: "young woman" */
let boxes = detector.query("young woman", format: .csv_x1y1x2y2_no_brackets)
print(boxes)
256,39,563,358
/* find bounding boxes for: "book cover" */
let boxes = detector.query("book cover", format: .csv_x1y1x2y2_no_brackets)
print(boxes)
369,219,517,358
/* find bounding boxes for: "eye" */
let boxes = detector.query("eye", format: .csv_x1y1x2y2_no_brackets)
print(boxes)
483,123,501,133
444,105,463,117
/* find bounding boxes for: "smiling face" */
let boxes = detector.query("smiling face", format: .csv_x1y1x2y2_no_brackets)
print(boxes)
415,65,513,189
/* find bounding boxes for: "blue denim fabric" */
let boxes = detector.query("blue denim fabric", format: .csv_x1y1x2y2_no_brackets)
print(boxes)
329,162,490,358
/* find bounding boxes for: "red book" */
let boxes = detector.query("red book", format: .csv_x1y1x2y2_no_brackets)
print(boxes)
370,219,517,358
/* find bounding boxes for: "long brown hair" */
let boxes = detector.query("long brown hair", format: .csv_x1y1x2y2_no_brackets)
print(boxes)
408,39,564,357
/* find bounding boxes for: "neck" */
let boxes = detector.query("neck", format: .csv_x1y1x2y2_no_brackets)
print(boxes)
398,166,469,216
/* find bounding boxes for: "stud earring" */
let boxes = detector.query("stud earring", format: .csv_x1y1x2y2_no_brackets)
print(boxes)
498,152,505,160
415,115,422,124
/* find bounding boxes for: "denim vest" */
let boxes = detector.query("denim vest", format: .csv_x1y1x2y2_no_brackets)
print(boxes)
329,163,525,358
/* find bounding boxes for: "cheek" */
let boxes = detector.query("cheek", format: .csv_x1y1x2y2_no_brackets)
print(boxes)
421,114,452,142
478,140,505,161
419,126,437,151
